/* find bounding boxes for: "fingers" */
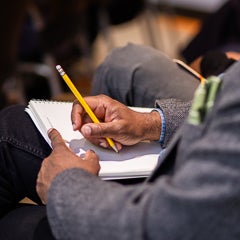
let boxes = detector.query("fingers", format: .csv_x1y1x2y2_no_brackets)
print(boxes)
81,123,112,147
48,128,68,149
36,170,47,205
81,123,123,151
84,150,101,175
71,100,84,131
71,98,98,131
81,121,117,138
84,150,99,162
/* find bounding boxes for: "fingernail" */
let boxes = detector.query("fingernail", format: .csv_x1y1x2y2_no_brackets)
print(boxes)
99,141,108,148
83,126,92,136
47,128,54,134
80,153,85,159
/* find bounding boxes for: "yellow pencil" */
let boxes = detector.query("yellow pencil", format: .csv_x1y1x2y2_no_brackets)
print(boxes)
56,65,118,153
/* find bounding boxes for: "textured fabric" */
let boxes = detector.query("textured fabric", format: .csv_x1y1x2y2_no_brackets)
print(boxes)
47,60,240,239
155,98,192,148
0,105,51,217
0,105,54,238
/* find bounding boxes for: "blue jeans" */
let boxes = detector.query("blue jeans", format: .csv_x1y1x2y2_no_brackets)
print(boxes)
0,105,54,239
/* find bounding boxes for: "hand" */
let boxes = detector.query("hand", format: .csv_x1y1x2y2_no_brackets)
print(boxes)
71,94,162,150
36,128,100,204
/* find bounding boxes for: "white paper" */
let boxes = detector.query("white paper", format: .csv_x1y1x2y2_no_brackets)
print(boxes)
25,100,162,180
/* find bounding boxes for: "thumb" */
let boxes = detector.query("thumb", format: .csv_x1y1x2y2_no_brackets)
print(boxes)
81,123,111,138
48,128,66,149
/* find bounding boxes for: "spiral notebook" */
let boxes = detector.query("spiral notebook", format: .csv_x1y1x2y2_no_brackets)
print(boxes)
25,100,162,180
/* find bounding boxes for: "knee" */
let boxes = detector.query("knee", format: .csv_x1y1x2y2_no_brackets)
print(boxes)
92,44,139,94
94,43,153,80
95,43,150,75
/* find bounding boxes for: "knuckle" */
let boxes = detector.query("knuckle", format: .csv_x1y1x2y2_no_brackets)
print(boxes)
73,99,79,105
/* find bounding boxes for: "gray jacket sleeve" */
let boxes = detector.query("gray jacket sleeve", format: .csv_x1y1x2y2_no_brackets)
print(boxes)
47,122,240,240
47,169,152,240
155,98,192,147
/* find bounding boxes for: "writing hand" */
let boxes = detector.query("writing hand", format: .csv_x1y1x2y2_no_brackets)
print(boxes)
71,95,161,150
36,128,100,204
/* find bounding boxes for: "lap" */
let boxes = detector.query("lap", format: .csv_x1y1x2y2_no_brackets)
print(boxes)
0,105,51,217
91,43,199,107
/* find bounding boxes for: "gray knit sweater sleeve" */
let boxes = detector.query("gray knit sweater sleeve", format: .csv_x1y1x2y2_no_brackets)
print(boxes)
155,98,192,148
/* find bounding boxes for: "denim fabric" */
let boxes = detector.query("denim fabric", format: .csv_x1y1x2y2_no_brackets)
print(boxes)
0,105,52,216
0,105,54,238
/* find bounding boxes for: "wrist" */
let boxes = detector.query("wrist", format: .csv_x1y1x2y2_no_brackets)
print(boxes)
140,111,162,141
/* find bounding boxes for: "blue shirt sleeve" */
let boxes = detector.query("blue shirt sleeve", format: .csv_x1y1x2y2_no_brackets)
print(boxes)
152,108,166,145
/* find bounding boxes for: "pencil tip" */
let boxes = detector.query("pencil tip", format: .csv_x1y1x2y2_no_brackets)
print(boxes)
112,145,119,153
